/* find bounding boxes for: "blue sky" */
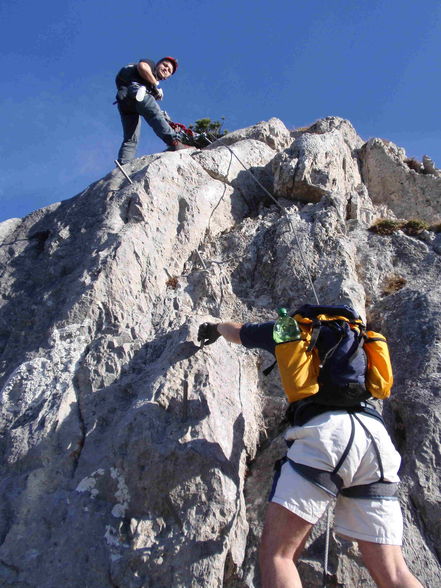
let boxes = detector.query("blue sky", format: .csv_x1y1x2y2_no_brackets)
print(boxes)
1,0,440,222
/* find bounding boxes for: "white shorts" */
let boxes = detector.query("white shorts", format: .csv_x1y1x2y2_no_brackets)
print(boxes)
270,411,404,545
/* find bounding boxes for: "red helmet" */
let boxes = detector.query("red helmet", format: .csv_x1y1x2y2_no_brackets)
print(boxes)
158,56,178,74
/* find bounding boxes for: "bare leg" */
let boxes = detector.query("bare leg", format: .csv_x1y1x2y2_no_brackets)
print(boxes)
358,540,424,588
259,502,313,588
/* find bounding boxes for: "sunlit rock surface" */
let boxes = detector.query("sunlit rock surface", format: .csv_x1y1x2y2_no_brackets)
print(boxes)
0,117,440,587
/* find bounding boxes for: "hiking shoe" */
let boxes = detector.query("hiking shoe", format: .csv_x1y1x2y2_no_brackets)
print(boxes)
166,141,192,151
136,86,146,102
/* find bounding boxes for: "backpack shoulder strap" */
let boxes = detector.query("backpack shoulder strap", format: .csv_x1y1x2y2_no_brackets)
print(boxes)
263,360,277,376
306,319,321,352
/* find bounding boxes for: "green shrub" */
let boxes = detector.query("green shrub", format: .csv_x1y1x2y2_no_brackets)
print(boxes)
402,219,429,236
369,219,405,235
369,218,435,237
189,118,228,139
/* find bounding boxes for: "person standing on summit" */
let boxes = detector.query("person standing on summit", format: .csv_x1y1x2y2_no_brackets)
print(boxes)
115,57,189,164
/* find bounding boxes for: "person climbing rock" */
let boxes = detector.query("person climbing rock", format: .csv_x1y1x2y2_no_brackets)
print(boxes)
197,316,424,588
115,57,190,164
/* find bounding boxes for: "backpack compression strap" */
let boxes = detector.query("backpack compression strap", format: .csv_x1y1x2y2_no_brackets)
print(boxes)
306,319,322,353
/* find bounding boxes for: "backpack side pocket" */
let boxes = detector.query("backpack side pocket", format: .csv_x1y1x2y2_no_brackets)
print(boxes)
364,331,393,399
275,339,320,403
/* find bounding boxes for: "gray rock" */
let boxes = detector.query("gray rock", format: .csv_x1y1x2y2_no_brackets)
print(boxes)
422,154,441,177
0,118,439,587
272,117,370,230
209,117,292,152
360,138,441,223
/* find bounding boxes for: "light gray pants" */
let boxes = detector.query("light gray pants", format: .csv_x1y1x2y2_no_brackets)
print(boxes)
117,92,178,164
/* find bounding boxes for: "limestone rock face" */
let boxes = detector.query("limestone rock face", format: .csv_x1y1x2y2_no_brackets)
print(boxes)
0,118,440,587
360,138,441,223
273,117,365,205
210,117,292,152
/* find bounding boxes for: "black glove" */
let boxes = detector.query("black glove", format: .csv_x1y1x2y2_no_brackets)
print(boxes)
197,323,221,346
151,85,162,100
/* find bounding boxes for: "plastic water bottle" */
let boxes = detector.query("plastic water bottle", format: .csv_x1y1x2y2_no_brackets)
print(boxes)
273,308,301,343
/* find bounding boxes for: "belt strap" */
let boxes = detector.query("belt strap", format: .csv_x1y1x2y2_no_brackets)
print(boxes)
341,481,399,499
288,460,399,499
287,411,399,499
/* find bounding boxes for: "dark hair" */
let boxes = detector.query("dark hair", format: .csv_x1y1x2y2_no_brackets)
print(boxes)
158,56,178,74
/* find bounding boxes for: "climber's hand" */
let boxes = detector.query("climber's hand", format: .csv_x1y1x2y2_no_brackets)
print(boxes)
197,323,220,346
152,86,163,100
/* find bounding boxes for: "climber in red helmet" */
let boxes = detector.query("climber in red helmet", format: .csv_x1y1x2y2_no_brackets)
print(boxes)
114,57,189,164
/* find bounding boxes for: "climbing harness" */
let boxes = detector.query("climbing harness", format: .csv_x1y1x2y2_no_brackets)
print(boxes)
273,410,399,587
288,412,399,500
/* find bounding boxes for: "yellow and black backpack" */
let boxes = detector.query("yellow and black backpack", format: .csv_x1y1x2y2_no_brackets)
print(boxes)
268,304,393,406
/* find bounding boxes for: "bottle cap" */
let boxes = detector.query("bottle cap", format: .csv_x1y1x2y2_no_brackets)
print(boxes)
277,308,288,317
